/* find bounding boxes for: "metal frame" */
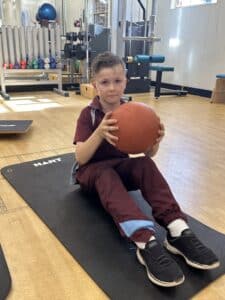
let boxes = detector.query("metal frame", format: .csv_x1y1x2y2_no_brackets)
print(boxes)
154,70,187,99
0,24,69,100
110,0,160,59
0,68,68,100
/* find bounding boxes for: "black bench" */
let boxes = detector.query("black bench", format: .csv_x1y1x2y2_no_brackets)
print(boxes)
150,65,188,99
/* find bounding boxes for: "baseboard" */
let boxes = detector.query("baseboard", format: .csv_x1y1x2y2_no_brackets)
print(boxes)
151,81,212,98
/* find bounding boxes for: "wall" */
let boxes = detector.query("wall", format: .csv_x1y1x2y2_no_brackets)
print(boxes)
59,0,84,33
1,0,22,26
154,0,225,90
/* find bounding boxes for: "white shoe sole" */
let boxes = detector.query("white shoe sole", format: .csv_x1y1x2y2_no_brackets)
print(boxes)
136,249,185,287
164,239,220,270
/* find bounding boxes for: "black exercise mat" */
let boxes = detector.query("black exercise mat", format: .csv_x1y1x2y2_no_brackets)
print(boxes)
1,153,225,300
0,245,11,300
0,120,32,134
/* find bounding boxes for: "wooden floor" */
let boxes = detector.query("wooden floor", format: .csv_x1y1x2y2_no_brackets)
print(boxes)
0,90,224,299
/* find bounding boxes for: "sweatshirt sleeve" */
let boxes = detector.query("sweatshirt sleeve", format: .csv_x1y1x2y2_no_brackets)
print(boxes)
73,107,93,144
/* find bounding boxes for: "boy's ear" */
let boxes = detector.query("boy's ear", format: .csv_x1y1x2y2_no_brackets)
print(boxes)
123,77,128,87
92,80,97,89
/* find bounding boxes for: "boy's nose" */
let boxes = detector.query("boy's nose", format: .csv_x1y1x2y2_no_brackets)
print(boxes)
109,83,115,90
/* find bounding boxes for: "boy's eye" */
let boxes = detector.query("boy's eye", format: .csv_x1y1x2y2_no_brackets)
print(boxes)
101,80,108,85
115,79,122,83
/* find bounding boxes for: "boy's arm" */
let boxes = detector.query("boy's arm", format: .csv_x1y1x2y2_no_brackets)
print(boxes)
75,131,103,165
76,112,119,165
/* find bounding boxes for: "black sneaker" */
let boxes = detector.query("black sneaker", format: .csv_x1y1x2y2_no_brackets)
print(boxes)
164,229,220,270
136,240,185,287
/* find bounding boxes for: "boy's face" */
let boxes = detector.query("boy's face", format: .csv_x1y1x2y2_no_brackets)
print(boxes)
93,64,127,105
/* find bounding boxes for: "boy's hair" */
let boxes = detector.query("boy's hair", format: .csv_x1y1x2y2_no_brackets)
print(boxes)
91,52,125,77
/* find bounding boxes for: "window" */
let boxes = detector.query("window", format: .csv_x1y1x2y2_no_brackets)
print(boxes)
93,0,109,27
171,0,217,9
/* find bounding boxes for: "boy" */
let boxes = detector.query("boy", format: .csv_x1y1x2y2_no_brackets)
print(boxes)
73,52,219,287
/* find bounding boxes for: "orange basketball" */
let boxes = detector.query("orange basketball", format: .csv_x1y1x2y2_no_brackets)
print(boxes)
111,102,160,154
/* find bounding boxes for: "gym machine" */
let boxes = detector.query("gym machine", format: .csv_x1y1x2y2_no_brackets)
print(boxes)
126,54,187,98
110,0,187,98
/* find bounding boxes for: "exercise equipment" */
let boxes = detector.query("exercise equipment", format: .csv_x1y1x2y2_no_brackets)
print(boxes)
37,57,45,69
50,57,56,69
37,27,44,61
20,27,26,62
20,60,27,69
1,153,225,299
134,55,165,63
0,25,69,99
1,26,9,66
64,31,91,60
32,27,39,62
125,55,166,93
0,245,11,300
37,3,57,21
110,1,161,93
13,62,20,69
111,102,160,154
150,65,188,99
125,53,188,98
111,1,187,98
13,27,21,68
0,120,33,134
7,26,15,67
50,28,56,59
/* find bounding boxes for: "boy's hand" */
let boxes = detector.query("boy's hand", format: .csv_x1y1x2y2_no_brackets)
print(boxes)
145,122,165,157
156,122,165,144
96,112,119,146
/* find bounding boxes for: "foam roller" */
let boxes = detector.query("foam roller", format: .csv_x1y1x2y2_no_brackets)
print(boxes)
135,55,165,63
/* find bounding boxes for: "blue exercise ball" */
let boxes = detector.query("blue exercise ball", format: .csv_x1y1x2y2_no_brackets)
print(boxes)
38,3,57,21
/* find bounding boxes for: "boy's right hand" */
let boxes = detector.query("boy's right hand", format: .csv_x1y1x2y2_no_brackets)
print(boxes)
96,112,119,146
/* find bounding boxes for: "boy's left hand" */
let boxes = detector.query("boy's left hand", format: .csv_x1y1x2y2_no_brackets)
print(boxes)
145,122,165,157
156,122,165,144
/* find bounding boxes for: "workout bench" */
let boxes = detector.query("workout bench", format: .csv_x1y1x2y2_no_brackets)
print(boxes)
150,65,188,99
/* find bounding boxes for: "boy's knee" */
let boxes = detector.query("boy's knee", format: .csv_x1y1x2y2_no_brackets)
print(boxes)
136,156,155,168
96,166,116,181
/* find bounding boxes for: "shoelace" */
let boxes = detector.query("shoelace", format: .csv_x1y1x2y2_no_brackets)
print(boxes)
156,254,174,267
147,244,175,267
188,234,209,255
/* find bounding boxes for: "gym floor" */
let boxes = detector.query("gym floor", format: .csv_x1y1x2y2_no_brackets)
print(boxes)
0,91,224,299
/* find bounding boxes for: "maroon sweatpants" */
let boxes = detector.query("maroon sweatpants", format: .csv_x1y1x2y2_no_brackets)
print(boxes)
76,156,186,242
